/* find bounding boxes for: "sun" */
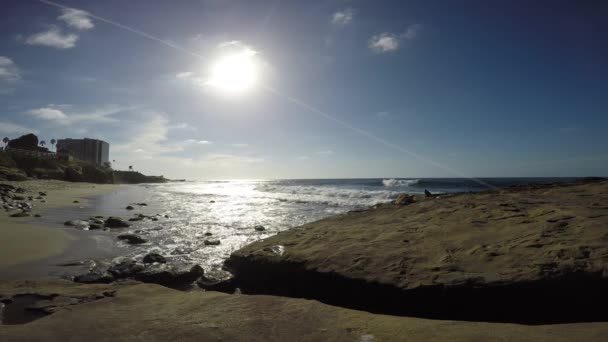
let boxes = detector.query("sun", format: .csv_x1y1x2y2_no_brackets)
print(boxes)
207,49,258,93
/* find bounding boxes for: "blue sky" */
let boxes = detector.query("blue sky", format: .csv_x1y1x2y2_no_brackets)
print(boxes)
0,0,606,179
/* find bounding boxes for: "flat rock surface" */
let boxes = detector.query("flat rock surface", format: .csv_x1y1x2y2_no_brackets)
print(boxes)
227,181,608,322
1,279,608,341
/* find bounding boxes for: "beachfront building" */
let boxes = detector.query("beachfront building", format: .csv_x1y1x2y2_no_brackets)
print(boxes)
56,138,109,165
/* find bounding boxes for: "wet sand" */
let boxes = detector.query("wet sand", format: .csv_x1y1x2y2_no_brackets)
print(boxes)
0,180,118,273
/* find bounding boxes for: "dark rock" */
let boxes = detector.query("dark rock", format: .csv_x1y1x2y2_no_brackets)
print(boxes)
134,263,204,288
134,203,147,206
117,234,147,245
6,173,29,181
89,224,103,230
210,200,215,203
39,192,47,196
254,225,266,231
164,214,169,218
108,261,144,279
64,220,90,229
196,270,235,293
204,232,213,236
143,253,167,264
34,214,41,218
73,200,79,203
395,193,414,205
151,217,158,221
65,167,85,182
128,217,143,222
13,195,25,201
125,205,134,210
10,212,30,217
73,272,114,284
104,217,130,228
204,240,221,246
424,189,433,197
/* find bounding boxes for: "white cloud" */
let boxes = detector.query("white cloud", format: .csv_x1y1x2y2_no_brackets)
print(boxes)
25,105,130,125
25,26,78,49
368,24,422,53
316,150,333,155
0,56,20,82
331,8,355,25
297,155,310,160
0,122,38,135
26,107,68,120
58,8,94,30
368,33,400,52
185,139,212,145
168,122,195,130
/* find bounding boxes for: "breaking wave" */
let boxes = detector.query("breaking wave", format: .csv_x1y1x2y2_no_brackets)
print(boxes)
382,179,420,187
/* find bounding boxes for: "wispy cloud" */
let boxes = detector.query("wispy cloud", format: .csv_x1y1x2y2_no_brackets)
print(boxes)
26,107,68,120
25,26,78,49
316,150,333,155
185,139,212,145
331,8,355,25
297,155,310,160
0,122,38,135
368,24,422,53
58,8,94,30
25,105,129,125
0,57,20,82
168,122,195,130
375,111,391,118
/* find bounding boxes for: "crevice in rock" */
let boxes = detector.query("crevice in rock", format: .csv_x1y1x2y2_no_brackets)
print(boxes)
225,256,608,325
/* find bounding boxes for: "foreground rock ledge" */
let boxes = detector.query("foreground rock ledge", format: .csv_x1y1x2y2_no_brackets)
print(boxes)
1,279,608,341
226,181,608,324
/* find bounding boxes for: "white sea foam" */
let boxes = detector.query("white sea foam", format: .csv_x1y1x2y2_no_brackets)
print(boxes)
382,178,419,187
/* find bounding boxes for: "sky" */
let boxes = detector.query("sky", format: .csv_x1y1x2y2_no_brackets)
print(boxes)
0,0,607,179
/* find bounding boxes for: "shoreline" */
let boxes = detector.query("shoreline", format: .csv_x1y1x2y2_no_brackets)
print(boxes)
0,180,119,276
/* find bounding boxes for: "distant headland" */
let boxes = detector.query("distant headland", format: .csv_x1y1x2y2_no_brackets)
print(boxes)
1,133,167,184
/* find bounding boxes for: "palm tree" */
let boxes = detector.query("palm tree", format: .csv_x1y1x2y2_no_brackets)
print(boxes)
2,137,9,149
50,139,56,151
40,140,46,148
129,165,133,171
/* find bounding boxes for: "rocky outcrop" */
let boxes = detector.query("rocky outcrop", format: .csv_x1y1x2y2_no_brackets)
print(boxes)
113,170,167,184
1,279,608,341
226,181,608,324
6,133,40,151
104,217,130,228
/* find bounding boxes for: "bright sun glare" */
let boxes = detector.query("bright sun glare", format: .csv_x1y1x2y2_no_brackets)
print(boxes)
207,49,258,93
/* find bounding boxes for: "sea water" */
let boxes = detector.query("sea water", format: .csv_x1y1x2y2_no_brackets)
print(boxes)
80,177,578,271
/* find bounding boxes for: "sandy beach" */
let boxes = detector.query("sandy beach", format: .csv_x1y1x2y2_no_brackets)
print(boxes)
0,180,118,270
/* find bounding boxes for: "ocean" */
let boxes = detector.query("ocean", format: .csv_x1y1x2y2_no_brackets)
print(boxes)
63,177,580,272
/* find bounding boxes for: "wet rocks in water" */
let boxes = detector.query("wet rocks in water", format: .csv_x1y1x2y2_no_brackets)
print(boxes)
254,225,266,231
10,212,30,217
133,202,147,206
108,261,144,279
34,214,41,218
395,193,414,205
73,272,114,284
73,200,79,203
128,217,143,222
204,239,221,246
38,192,47,196
64,220,90,229
104,217,131,228
196,270,236,293
125,205,134,210
117,234,147,245
89,223,103,230
13,195,25,201
143,253,166,264
134,263,204,288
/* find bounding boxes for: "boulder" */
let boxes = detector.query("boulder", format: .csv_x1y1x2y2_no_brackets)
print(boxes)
204,240,221,246
108,261,144,279
196,270,236,293
117,234,147,245
254,225,266,231
104,217,130,228
125,205,134,210
134,263,204,288
143,253,167,264
89,224,103,230
394,193,414,205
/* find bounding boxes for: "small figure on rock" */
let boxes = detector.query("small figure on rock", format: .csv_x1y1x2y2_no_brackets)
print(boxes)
424,189,433,197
